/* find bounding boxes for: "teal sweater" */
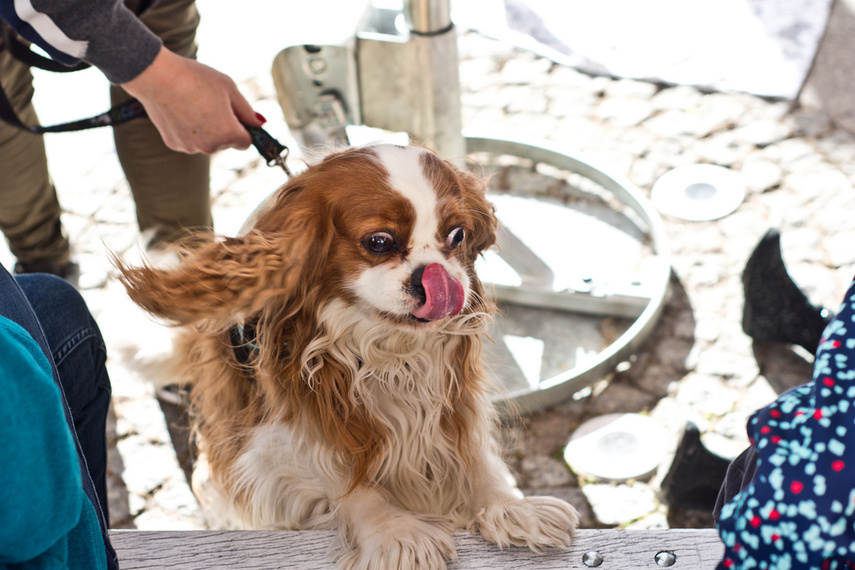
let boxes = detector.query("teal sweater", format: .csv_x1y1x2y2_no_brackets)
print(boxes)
0,316,106,570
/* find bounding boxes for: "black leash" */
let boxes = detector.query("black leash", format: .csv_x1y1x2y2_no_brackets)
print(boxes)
0,87,149,133
0,82,292,174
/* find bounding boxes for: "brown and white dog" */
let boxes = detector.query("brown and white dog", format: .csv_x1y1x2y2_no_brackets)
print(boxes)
119,144,578,569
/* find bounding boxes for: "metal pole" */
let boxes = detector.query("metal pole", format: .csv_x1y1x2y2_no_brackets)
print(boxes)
404,0,452,34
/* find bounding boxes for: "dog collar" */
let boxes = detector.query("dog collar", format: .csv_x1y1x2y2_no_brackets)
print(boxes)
228,320,259,383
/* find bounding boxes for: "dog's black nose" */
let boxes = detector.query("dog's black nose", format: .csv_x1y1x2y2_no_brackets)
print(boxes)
411,266,426,287
409,266,427,304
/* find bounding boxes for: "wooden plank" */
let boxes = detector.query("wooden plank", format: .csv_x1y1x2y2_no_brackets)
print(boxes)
110,528,724,569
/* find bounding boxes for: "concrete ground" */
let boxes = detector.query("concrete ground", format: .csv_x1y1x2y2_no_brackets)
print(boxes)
3,0,855,534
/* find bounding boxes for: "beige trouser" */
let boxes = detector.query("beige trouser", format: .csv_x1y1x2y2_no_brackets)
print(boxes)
0,0,211,266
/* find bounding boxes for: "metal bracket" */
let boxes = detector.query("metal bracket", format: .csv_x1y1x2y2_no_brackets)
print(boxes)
271,0,463,158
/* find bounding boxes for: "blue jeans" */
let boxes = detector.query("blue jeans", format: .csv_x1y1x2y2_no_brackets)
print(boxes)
0,265,117,570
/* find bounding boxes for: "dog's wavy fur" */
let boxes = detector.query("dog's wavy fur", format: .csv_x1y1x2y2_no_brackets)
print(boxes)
118,145,578,569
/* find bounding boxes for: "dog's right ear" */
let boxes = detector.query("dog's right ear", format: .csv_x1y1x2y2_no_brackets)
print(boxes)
117,184,333,326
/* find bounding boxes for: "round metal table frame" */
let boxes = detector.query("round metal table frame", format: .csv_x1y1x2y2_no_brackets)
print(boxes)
466,133,672,416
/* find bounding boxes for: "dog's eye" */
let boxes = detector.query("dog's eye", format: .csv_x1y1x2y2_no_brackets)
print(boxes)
363,232,397,254
446,227,465,249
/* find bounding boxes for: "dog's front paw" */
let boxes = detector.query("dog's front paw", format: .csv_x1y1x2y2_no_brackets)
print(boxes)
473,496,579,552
337,513,456,570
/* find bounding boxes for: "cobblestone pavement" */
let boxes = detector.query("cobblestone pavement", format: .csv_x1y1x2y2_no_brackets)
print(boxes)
5,20,855,534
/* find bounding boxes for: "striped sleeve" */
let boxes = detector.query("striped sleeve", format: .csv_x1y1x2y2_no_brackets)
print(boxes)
0,0,162,83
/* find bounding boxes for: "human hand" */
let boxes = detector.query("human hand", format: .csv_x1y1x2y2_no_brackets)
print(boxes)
121,46,264,154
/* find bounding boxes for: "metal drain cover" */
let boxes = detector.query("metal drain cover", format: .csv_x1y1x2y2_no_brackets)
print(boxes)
564,413,668,481
651,164,745,221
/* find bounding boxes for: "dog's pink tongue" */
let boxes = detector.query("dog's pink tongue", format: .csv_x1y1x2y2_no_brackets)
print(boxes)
412,263,465,321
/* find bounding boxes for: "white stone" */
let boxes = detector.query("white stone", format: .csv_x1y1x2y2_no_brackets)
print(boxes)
826,230,855,267
134,507,204,531
740,154,784,193
117,435,183,497
582,483,659,526
732,119,792,147
785,166,850,203
596,98,654,127
673,373,741,416
625,510,669,529
150,476,202,519
500,54,553,85
650,85,704,112
113,397,172,444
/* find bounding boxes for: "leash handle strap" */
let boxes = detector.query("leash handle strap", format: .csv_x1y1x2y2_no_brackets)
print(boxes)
32,100,148,133
0,80,147,133
246,125,291,176
0,20,89,73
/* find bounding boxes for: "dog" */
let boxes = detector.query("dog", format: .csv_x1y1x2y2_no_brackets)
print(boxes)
118,144,578,569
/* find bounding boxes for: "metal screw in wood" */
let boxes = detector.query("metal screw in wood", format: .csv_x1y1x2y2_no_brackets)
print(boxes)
583,550,605,567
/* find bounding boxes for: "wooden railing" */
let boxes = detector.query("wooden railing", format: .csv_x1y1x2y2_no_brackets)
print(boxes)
110,528,724,569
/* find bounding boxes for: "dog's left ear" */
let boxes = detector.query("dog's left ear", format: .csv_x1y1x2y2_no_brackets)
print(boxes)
118,182,334,326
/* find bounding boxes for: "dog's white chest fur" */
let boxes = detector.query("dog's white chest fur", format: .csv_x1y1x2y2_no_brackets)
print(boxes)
305,301,481,517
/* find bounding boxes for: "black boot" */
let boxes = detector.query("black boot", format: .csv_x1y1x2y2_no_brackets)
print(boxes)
741,228,833,355
660,422,731,512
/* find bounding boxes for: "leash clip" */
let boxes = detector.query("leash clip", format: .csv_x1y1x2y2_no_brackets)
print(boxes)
269,147,291,176
245,125,292,177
